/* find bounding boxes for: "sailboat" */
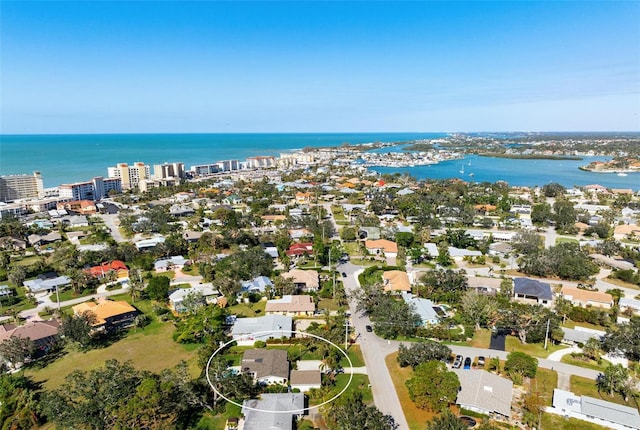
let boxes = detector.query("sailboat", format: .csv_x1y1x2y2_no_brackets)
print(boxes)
459,165,465,174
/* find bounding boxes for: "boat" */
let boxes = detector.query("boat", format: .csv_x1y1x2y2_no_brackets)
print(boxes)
469,172,475,177
618,172,628,177
459,165,465,174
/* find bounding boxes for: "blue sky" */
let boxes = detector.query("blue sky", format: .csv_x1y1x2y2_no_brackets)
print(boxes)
1,1,639,133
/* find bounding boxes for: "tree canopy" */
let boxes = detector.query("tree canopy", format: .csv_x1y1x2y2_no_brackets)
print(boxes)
406,361,460,412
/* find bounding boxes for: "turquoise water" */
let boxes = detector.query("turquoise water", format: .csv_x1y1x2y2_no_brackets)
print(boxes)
0,133,442,187
373,154,639,191
0,133,637,191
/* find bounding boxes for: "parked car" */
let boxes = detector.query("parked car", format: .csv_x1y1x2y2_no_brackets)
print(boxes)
453,355,463,369
365,325,373,333
463,357,472,369
477,356,486,367
342,272,347,277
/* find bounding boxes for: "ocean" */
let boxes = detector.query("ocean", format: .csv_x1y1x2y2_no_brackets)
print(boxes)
0,133,638,191
0,133,442,187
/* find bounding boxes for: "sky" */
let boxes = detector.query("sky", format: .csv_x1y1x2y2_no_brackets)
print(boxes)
1,1,639,133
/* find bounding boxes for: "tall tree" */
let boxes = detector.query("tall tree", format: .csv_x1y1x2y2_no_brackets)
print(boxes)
425,411,468,430
461,290,497,330
326,392,397,430
61,311,97,348
406,361,459,412
0,336,35,369
397,341,452,369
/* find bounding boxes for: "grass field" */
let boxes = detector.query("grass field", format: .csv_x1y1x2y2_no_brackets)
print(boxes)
227,300,266,317
570,375,637,409
385,351,435,430
529,368,558,406
541,413,611,430
603,277,640,291
470,329,492,348
48,288,94,303
26,322,200,390
504,336,568,358
561,354,610,372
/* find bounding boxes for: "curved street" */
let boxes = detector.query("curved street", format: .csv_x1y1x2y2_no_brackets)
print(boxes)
339,261,608,430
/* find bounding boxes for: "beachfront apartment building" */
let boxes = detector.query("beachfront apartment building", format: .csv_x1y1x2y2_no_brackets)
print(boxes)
0,172,44,202
107,162,151,190
153,162,185,180
59,176,122,201
246,156,276,169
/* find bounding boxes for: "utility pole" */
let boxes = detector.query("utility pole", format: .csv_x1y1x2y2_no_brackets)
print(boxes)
345,317,349,350
543,318,550,350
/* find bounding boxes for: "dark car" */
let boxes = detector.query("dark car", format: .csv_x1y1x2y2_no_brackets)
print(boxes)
341,272,347,277
365,325,373,333
463,357,472,369
453,355,463,369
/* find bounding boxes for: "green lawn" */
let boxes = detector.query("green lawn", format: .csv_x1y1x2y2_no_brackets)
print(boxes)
504,336,568,358
561,354,611,372
12,256,44,267
470,329,492,348
48,288,94,303
317,297,342,311
530,368,558,406
25,322,200,390
541,413,612,430
343,242,361,256
570,375,637,409
227,300,266,317
340,344,365,368
555,237,579,244
308,373,372,406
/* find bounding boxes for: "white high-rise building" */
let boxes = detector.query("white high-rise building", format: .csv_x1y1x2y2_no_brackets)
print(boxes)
0,171,44,202
153,162,185,180
58,177,122,201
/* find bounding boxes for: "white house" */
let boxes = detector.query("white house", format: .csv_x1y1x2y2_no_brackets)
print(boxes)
230,314,293,346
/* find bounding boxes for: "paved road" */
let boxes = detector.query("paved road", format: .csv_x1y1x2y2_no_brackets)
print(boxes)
96,213,127,243
341,262,411,430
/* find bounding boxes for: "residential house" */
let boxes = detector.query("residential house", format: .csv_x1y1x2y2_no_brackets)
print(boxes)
403,293,440,325
86,260,129,280
423,243,439,258
72,299,138,331
382,270,411,293
265,295,315,316
0,236,26,251
154,255,189,272
281,269,319,292
241,393,305,430
285,242,314,258
288,228,312,240
62,215,90,228
365,239,398,257
23,273,71,295
290,370,322,392
513,278,553,306
262,242,279,259
467,277,502,295
448,247,482,259
27,232,62,247
230,314,293,346
241,349,289,385
0,320,60,364
0,285,12,298
182,230,204,243
550,389,640,430
134,236,165,250
620,297,640,316
561,327,605,346
168,285,220,313
240,276,274,295
560,287,613,309
614,224,640,241
453,369,513,418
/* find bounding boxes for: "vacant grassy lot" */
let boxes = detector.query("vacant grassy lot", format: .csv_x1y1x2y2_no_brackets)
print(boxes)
385,352,435,430
561,354,610,372
541,413,611,430
26,322,200,390
505,336,568,358
570,375,638,409
227,300,266,317
470,329,492,348
529,368,558,406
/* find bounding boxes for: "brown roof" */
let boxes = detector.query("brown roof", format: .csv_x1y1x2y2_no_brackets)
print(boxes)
0,320,60,343
614,224,640,236
365,239,398,254
265,295,315,313
290,370,321,386
382,270,411,292
282,269,319,290
72,299,137,325
560,287,613,306
241,349,289,379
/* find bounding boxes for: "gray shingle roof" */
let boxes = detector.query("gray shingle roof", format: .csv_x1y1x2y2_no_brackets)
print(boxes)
513,277,553,300
453,369,513,417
